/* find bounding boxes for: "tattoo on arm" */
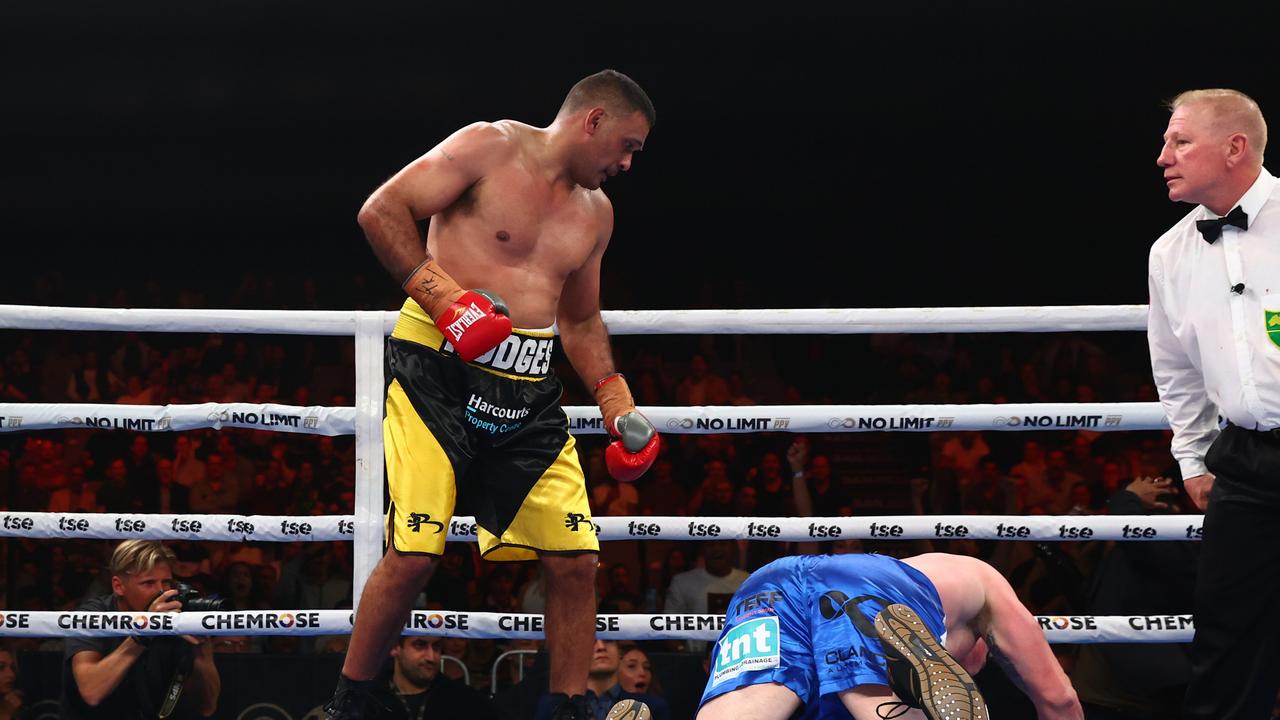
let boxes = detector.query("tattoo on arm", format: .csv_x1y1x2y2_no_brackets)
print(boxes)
985,631,1032,696
440,147,455,161
414,275,439,296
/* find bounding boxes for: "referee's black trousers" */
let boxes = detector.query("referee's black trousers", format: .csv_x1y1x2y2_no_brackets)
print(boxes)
1185,423,1280,719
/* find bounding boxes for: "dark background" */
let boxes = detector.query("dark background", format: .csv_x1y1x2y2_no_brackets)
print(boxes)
2,2,1278,311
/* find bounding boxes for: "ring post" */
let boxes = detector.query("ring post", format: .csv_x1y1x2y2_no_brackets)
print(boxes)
353,311,386,610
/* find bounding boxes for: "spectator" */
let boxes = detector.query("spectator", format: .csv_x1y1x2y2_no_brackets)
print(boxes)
591,467,640,518
1017,362,1047,402
1099,461,1126,498
3,350,35,401
600,563,641,612
64,351,113,403
1010,440,1049,494
685,435,741,483
664,541,749,654
534,639,670,720
125,435,160,512
187,453,238,514
642,550,689,617
1066,432,1102,488
803,454,845,512
171,435,205,491
248,470,293,516
384,636,497,719
51,468,100,514
639,560,666,614
637,458,687,517
292,460,320,507
0,644,24,720
12,462,44,511
157,458,188,514
938,432,990,478
688,475,736,518
252,565,279,608
423,544,474,610
438,636,482,684
214,435,255,501
962,461,1020,515
788,441,846,517
518,566,547,614
170,543,217,594
1026,449,1084,515
97,458,137,513
116,375,159,405
616,643,663,696
278,545,351,611
312,435,344,484
220,562,267,612
109,332,152,380
744,451,791,517
1067,482,1099,515
675,354,731,407
725,372,755,406
480,566,520,614
216,363,250,401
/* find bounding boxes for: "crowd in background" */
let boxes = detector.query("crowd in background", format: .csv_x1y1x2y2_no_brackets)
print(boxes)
0,271,1201,716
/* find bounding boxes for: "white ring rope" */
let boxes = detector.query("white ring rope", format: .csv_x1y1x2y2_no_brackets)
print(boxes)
0,401,1172,434
0,610,1192,644
0,402,353,435
0,304,1148,335
0,512,353,541
0,512,1201,543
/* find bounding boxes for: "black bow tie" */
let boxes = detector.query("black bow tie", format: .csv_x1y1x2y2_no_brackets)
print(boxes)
1196,205,1249,244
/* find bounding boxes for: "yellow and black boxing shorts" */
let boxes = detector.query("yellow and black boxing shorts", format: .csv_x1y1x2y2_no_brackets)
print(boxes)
384,299,597,561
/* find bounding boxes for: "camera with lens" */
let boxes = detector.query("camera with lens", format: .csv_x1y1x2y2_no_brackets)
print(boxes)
173,581,228,612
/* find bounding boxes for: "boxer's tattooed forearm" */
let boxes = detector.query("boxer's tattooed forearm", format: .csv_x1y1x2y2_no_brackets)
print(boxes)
401,254,438,293
985,632,1031,696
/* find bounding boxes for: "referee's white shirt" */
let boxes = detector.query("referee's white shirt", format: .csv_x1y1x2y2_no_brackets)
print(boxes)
1148,168,1280,479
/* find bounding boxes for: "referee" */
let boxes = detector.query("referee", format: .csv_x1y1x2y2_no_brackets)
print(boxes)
1147,88,1277,719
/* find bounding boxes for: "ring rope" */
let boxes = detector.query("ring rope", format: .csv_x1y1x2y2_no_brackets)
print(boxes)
0,303,1184,653
0,401,1171,435
0,304,1148,335
0,402,352,435
0,610,1192,644
0,512,1201,543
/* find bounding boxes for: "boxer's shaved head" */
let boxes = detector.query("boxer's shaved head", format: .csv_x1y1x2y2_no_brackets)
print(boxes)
558,69,656,127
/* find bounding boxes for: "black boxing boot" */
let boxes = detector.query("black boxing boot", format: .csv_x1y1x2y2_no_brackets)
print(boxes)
547,693,593,720
323,674,395,719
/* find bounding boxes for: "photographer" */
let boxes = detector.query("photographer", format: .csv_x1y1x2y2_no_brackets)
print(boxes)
61,540,221,719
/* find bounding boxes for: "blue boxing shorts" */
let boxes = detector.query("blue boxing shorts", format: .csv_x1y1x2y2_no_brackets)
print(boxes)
699,554,947,719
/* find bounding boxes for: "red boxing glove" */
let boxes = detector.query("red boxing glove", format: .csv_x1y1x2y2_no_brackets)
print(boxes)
403,259,512,362
436,289,513,362
595,373,660,482
605,411,660,483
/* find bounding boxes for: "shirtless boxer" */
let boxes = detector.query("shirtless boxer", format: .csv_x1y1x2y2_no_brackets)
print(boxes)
697,553,1083,720
325,69,661,720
